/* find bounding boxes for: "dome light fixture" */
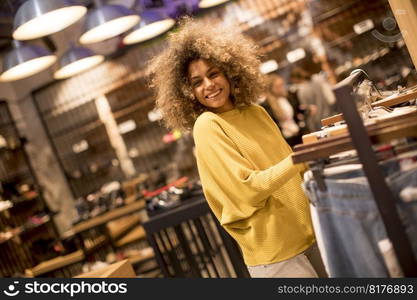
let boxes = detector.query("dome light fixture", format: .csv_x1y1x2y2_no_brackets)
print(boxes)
123,10,175,45
0,41,56,82
79,0,140,45
13,0,87,41
54,46,104,79
198,0,231,9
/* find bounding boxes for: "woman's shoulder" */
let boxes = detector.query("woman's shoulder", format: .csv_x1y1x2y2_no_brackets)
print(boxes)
195,111,219,125
249,103,264,111
193,111,221,135
248,103,269,116
193,105,262,132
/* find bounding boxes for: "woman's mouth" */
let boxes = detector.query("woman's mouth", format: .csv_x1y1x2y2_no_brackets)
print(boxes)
206,89,222,99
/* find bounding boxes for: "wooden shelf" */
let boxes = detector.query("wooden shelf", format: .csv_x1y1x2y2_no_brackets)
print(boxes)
26,234,110,277
293,111,417,163
124,193,141,204
63,199,145,238
122,174,148,197
107,214,142,240
27,198,147,277
75,259,136,278
321,113,344,127
50,118,103,139
127,247,154,265
83,235,108,255
312,0,363,24
25,250,84,277
115,226,146,248
371,88,417,108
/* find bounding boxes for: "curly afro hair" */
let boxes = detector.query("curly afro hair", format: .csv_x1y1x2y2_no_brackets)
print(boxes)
147,17,265,131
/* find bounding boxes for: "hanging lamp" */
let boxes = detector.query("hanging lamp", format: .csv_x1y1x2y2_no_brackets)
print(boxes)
198,0,231,9
54,46,104,79
123,10,175,45
0,41,57,82
79,0,140,45
13,0,87,41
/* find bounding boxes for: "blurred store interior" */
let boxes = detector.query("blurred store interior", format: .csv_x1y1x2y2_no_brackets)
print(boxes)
0,0,417,278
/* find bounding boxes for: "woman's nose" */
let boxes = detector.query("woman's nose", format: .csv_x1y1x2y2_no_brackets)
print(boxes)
203,77,215,89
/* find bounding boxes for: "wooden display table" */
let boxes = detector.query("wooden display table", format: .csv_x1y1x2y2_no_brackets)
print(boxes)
75,259,136,278
62,198,145,238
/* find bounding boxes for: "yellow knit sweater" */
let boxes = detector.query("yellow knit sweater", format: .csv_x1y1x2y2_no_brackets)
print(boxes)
193,104,315,266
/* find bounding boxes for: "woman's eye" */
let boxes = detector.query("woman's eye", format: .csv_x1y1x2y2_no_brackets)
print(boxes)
209,72,219,78
192,80,201,88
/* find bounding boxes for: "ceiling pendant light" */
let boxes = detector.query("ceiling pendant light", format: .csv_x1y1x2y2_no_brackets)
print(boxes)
54,46,104,79
79,0,140,45
123,10,175,45
13,0,87,41
0,41,57,82
198,0,231,9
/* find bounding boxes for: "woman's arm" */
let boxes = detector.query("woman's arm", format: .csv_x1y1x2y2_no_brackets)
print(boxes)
193,114,305,210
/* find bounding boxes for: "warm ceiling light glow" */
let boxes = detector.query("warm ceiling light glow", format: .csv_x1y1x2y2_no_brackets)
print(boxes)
79,3,140,45
0,42,57,82
54,55,104,79
13,0,87,40
0,56,56,82
123,19,175,44
80,15,140,44
199,0,230,9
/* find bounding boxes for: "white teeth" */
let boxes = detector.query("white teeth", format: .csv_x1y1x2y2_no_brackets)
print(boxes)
206,90,221,99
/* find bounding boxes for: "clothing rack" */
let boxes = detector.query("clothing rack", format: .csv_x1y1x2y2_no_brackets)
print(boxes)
334,72,417,277
293,72,417,277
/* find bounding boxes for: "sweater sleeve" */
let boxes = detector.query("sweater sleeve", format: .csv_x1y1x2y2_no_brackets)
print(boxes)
193,113,305,227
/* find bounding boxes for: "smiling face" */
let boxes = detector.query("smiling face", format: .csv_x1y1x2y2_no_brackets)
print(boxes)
188,59,234,113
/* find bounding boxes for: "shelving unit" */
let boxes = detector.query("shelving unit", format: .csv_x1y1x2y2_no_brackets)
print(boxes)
105,79,177,175
25,198,157,278
32,95,125,199
0,100,59,277
310,0,416,88
242,0,310,71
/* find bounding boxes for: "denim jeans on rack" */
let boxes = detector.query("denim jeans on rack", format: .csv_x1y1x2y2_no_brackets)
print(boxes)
303,159,417,277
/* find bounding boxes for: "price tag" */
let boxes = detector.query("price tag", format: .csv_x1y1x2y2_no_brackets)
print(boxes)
72,140,88,153
353,19,374,35
118,120,136,134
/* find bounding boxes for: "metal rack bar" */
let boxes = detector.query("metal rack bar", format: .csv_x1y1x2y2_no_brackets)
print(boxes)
334,72,417,277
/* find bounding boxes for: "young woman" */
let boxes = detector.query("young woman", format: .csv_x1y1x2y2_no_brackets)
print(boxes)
265,74,301,146
148,18,326,278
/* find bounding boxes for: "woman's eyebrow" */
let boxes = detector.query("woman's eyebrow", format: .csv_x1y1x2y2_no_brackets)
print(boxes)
190,67,217,81
190,75,201,81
